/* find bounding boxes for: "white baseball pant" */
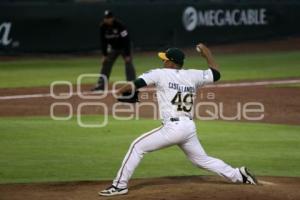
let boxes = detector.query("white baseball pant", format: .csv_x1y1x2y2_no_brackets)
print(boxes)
112,118,243,188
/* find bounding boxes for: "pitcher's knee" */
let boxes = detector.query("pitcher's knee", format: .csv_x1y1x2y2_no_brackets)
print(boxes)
136,142,148,153
129,142,146,157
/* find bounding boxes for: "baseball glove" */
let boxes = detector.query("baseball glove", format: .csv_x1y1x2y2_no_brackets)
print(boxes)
117,90,139,103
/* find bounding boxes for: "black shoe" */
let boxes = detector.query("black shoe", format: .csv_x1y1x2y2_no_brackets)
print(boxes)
98,185,128,196
239,166,258,185
91,84,104,91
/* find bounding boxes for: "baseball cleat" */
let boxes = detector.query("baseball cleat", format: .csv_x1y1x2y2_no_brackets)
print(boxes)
91,84,105,91
239,166,258,185
98,185,128,196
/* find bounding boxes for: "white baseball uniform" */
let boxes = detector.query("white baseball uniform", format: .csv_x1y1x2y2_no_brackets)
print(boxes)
112,68,243,189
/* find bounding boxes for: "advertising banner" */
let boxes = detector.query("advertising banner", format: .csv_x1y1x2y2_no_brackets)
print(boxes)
0,1,299,53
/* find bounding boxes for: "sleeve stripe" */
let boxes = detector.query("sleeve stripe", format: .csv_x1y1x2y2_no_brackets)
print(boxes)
209,68,221,82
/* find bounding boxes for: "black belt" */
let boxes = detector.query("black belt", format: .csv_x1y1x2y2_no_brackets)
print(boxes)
170,117,192,122
170,118,179,122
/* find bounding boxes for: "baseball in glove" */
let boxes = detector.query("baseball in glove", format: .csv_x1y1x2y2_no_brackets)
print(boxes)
117,90,139,103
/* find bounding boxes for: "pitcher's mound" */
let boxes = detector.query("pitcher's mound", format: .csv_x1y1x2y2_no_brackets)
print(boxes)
1,176,300,200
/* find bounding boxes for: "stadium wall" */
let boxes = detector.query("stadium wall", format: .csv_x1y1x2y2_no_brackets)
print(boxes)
0,1,300,54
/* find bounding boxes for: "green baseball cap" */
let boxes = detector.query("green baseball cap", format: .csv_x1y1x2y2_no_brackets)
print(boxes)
158,48,185,66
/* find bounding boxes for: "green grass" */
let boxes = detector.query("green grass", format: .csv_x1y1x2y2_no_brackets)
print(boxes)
0,51,300,88
0,116,299,184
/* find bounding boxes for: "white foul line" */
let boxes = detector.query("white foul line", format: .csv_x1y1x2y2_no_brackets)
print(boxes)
204,79,300,88
0,93,52,100
0,79,300,101
258,180,276,186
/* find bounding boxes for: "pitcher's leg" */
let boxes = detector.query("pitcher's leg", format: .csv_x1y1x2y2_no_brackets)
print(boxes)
113,126,171,188
179,135,243,183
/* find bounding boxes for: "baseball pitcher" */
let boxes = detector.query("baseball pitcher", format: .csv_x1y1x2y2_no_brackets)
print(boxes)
99,43,257,196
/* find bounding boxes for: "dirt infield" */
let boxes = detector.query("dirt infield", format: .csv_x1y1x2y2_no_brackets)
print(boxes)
0,79,300,125
1,176,300,200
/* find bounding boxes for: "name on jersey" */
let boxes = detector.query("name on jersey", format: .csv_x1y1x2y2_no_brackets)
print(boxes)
169,82,195,93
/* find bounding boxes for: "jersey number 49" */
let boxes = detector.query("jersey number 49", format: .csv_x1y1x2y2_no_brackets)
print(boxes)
171,91,194,112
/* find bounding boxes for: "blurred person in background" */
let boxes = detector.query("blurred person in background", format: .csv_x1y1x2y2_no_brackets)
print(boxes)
92,10,136,91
